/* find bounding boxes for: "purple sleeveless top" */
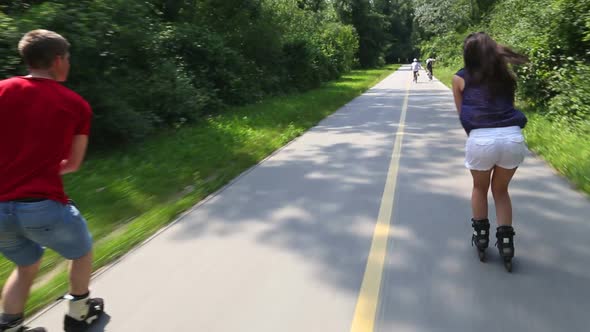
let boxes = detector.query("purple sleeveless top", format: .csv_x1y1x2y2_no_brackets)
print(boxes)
456,68,527,134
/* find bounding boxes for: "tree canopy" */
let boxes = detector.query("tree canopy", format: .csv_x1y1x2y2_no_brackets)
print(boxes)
1,0,587,148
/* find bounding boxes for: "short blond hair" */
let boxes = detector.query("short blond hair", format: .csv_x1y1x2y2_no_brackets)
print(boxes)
18,29,70,69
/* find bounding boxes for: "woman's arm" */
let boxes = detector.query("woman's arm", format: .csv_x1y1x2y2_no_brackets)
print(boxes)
452,75,465,115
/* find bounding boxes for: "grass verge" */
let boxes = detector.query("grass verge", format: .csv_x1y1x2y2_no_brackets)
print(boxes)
436,65,590,196
0,65,400,315
434,66,455,88
522,113,590,194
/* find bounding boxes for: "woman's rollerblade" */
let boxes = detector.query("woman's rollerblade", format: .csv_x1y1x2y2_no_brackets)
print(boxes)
471,218,490,261
496,226,515,272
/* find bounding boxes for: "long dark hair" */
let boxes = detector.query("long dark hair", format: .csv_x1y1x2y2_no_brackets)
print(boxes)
463,32,528,98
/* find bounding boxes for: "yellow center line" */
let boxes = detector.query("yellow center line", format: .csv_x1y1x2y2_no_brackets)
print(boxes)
350,76,411,332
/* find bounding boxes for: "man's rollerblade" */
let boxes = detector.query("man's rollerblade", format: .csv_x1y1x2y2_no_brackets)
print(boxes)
63,295,104,332
0,318,45,332
496,226,515,272
471,218,490,261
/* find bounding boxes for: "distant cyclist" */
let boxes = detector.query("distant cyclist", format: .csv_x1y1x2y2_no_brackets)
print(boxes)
411,58,421,83
426,57,436,80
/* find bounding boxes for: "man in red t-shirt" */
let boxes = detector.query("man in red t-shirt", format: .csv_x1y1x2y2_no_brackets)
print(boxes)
0,30,104,332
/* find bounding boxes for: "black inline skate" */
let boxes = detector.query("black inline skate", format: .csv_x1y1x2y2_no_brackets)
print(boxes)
0,318,45,332
471,218,490,261
496,226,515,272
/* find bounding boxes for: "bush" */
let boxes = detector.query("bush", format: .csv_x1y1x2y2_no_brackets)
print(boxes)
0,0,360,149
319,23,359,79
0,13,20,78
419,31,464,69
547,63,590,122
282,39,323,90
420,0,590,132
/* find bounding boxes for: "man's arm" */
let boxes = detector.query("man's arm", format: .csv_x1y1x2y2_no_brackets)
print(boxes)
60,135,88,175
452,75,465,114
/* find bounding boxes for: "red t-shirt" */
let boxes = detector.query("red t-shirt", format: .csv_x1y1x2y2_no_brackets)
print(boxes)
0,77,92,203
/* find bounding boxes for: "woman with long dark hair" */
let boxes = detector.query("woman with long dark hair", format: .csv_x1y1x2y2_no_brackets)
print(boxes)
452,32,529,272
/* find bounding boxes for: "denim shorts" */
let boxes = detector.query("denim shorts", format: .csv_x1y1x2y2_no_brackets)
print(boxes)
465,126,527,171
0,199,93,266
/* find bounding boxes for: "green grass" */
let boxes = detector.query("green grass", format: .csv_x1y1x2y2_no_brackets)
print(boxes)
434,66,456,88
436,65,590,196
0,65,400,315
522,113,590,195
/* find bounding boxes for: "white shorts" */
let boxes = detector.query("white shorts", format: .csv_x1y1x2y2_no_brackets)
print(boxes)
465,126,527,171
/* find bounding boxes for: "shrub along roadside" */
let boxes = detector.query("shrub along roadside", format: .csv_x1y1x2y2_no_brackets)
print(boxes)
2,65,400,316
0,0,359,149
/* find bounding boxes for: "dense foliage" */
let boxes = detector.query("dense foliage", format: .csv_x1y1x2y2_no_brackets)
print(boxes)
0,0,423,148
4,0,585,145
416,0,590,128
1,0,360,147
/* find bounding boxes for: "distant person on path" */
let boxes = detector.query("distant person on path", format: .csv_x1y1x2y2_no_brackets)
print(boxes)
451,32,529,272
426,57,436,80
411,58,421,83
0,29,104,332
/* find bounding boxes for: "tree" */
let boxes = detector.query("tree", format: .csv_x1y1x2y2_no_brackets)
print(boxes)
375,0,416,62
412,0,472,36
335,0,388,67
297,0,327,11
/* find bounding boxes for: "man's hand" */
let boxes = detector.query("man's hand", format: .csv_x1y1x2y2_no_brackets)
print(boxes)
60,135,88,175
